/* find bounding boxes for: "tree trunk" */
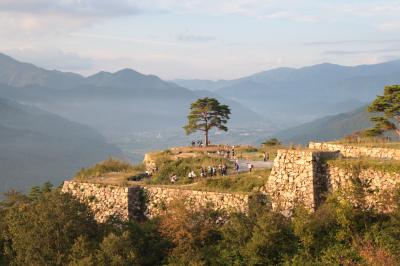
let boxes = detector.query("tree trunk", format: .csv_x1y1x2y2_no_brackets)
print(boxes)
205,130,209,147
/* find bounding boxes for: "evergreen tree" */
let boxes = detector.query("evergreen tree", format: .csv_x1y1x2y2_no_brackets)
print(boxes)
367,85,400,137
183,97,230,146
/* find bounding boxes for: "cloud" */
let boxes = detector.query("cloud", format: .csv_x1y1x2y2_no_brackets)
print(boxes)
0,0,140,17
323,47,400,56
304,40,400,46
176,34,216,42
0,0,141,35
376,22,400,32
5,48,95,72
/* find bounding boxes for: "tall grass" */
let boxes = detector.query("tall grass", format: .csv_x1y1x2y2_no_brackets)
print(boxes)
74,158,139,180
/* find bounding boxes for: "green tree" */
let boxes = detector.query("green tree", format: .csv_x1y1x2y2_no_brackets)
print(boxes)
367,85,400,137
183,97,231,146
4,191,99,265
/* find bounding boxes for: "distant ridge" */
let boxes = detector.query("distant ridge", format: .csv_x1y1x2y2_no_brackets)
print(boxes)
174,60,400,125
273,105,373,144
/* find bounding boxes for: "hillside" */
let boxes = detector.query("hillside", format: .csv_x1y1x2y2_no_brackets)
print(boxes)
273,106,373,144
178,61,400,125
0,98,122,194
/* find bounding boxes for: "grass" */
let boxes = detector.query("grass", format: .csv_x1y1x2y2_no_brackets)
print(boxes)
149,155,232,185
189,169,271,193
74,158,145,182
327,157,400,174
330,137,400,149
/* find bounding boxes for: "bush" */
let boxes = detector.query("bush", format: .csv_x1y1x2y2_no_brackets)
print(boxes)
262,138,281,146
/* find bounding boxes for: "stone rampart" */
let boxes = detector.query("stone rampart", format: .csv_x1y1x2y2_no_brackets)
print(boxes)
266,147,400,214
326,166,400,212
265,149,339,215
309,142,400,160
62,181,249,222
62,181,143,223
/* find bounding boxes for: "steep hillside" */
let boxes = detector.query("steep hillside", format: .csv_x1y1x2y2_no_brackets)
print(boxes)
0,98,122,193
273,106,373,144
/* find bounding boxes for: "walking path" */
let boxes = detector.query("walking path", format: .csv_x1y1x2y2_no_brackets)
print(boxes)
234,159,274,173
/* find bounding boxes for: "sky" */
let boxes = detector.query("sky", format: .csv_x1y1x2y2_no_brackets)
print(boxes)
1,0,400,80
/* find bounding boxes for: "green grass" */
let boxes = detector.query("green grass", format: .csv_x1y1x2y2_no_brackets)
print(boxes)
189,169,270,193
327,157,400,174
149,155,232,185
74,158,144,180
330,138,400,149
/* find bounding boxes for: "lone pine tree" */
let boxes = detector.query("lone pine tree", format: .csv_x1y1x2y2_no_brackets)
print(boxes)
183,97,231,146
367,85,400,137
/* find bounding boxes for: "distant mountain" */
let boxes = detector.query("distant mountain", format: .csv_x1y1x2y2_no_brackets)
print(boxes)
0,53,85,89
273,106,373,144
0,53,271,163
0,98,122,194
178,61,400,125
172,79,234,91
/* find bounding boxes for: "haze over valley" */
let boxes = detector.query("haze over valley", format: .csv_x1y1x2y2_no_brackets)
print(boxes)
2,52,400,192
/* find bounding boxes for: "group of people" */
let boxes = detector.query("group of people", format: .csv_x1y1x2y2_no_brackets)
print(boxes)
200,164,229,177
191,140,211,147
217,145,236,159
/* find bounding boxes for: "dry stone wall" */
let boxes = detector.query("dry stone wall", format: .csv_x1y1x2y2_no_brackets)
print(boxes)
309,142,400,160
265,149,339,215
62,181,249,222
143,186,249,217
326,166,400,212
266,146,400,214
62,181,142,223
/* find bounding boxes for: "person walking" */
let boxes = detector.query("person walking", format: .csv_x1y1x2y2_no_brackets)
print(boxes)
247,163,253,172
234,162,239,173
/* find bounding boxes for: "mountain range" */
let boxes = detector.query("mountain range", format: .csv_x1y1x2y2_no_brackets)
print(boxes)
174,60,400,124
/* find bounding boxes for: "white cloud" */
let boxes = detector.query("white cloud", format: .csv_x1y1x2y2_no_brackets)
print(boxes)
376,22,400,32
5,48,95,72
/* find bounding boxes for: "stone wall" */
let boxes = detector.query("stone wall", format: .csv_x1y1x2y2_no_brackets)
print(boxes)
62,181,249,222
309,142,400,160
143,186,249,217
326,166,400,212
266,147,400,214
265,149,339,215
62,181,143,223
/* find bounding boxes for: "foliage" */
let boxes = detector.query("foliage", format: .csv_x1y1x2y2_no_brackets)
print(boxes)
262,138,281,146
368,85,400,137
3,191,99,265
2,182,400,265
183,97,231,146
